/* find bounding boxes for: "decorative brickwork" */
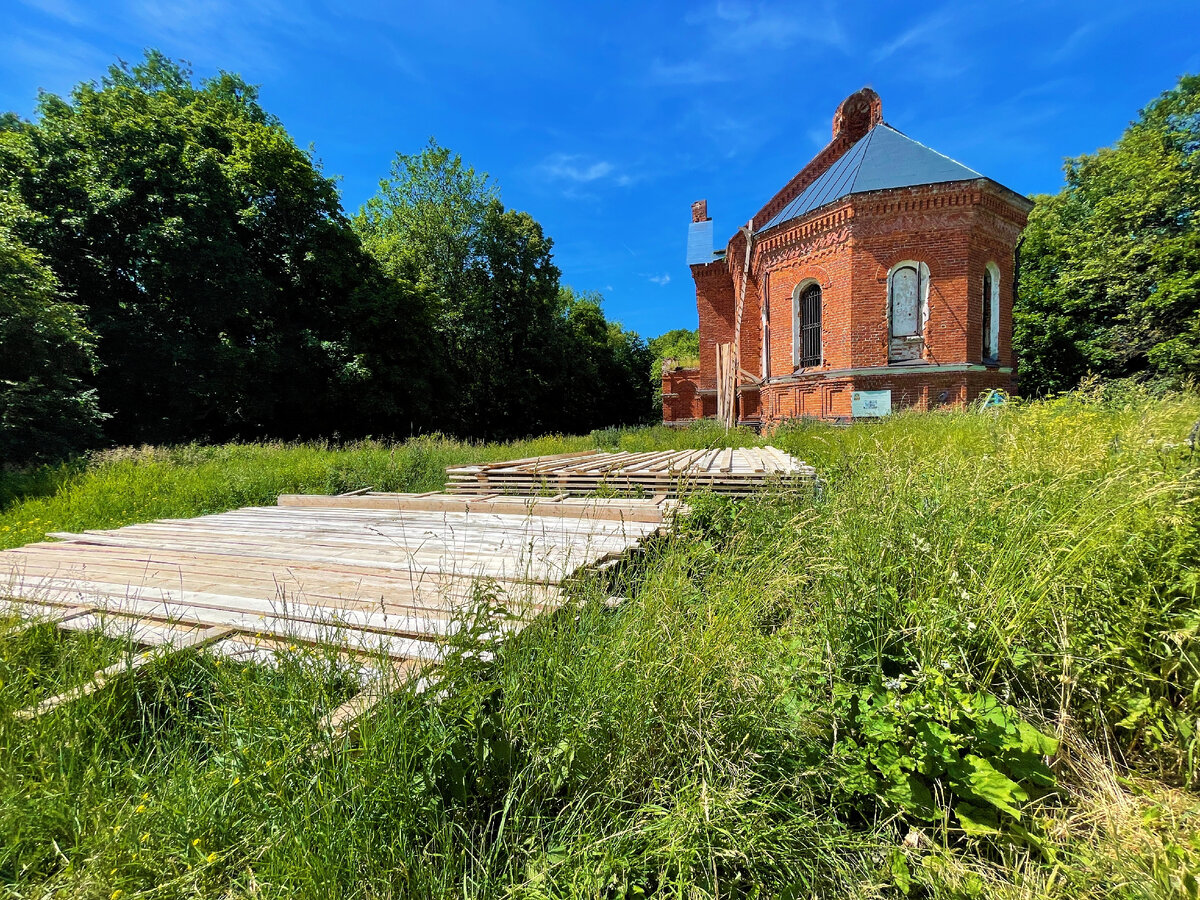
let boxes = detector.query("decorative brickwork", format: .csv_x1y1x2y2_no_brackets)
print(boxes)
663,90,1033,427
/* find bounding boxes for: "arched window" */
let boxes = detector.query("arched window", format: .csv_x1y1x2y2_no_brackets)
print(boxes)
982,262,1000,362
887,261,929,362
793,282,822,368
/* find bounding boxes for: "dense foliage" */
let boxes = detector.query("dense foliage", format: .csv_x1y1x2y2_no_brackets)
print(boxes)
0,55,655,461
1,394,1198,897
647,327,699,367
1016,73,1200,394
0,183,104,464
0,53,404,446
647,327,699,416
354,142,654,438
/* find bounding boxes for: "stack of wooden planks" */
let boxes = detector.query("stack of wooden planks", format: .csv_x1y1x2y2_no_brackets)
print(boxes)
444,447,814,497
0,492,676,724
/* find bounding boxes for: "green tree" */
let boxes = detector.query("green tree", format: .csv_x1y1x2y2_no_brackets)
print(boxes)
556,288,656,432
355,138,498,300
0,192,104,464
0,51,427,444
1016,73,1200,394
647,328,699,418
356,142,657,438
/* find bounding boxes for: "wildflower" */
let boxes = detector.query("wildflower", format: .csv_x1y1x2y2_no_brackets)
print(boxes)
140,833,149,843
112,891,124,900
232,777,241,786
966,620,977,632
883,676,903,691
941,660,952,670
206,852,218,863
192,838,202,847
135,804,147,814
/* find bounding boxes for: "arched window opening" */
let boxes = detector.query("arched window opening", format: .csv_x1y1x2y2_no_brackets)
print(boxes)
888,261,928,362
982,262,1000,363
793,282,822,368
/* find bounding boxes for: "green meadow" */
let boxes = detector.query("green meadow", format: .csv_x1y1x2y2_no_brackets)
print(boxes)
2,388,1199,898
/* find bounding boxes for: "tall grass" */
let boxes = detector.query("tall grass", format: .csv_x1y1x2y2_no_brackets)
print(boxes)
1,391,1199,898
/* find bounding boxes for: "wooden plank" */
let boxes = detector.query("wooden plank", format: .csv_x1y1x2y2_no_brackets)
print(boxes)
1,578,443,661
2,541,566,610
15,625,235,720
1,557,560,621
0,573,465,639
38,532,620,585
276,494,670,523
0,603,92,640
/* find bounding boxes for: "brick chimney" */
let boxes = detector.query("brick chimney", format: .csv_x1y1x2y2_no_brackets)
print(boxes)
832,87,883,143
691,199,709,223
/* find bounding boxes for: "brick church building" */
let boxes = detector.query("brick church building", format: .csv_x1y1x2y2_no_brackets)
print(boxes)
662,88,1033,427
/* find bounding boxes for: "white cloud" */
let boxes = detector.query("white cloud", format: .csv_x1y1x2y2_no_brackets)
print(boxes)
537,153,636,188
648,58,730,86
685,0,846,54
17,0,90,26
649,273,671,286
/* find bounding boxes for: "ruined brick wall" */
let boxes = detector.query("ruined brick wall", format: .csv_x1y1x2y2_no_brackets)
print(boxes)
661,366,705,423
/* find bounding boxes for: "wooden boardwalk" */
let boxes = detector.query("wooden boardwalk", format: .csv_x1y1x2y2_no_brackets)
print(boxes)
445,447,814,496
0,493,676,683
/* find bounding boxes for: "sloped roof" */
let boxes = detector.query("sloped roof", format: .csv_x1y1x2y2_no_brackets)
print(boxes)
757,124,983,233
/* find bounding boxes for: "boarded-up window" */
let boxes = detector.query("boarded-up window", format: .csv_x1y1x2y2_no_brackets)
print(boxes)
982,262,1000,362
890,265,921,337
888,262,927,363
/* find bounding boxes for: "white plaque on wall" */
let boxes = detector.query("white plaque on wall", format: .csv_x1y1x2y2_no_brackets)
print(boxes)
851,389,891,418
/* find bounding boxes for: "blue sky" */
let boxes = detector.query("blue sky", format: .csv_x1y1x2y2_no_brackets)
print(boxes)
2,1,1198,339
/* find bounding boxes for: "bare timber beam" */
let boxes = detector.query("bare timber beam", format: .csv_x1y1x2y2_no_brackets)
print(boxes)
14,625,235,721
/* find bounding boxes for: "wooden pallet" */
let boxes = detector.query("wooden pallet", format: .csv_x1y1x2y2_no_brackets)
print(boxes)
0,493,675,722
444,447,814,497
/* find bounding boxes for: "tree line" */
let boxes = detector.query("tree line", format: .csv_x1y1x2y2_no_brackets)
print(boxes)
1015,74,1200,394
2,55,1197,465
0,52,654,464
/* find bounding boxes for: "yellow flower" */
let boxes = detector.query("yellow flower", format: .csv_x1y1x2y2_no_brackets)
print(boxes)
112,891,124,900
135,804,146,814
140,833,149,843
206,852,217,863
232,777,241,786
192,838,202,847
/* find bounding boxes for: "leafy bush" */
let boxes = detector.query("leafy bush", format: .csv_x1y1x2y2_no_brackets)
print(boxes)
829,675,1058,845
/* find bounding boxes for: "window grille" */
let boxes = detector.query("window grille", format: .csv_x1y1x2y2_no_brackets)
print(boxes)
799,283,822,368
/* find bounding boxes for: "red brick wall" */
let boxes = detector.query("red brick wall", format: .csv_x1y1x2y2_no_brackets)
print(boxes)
662,367,704,423
679,171,1030,426
693,261,735,391
761,369,1015,424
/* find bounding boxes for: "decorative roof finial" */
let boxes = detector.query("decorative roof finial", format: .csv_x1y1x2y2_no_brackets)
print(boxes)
832,88,882,142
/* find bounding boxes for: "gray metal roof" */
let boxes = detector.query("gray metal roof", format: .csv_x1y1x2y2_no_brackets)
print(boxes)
757,124,982,233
